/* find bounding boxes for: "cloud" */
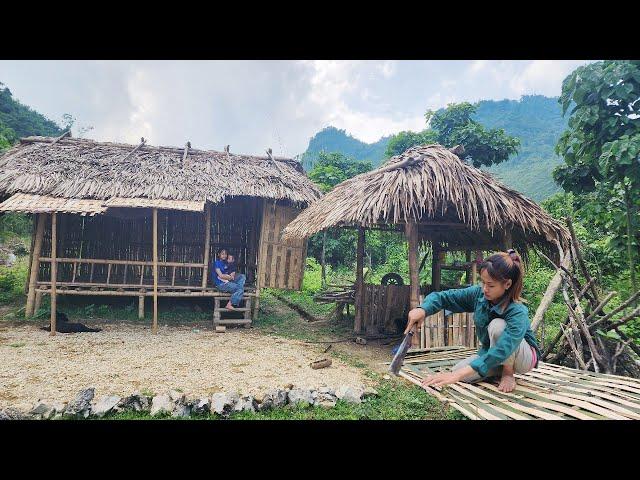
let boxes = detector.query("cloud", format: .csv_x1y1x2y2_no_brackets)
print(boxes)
0,60,597,158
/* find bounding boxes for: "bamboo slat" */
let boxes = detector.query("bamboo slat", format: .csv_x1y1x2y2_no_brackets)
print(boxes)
397,347,640,420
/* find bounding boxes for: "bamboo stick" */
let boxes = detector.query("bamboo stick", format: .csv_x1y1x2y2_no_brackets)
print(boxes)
354,226,365,334
201,204,211,288
50,213,57,336
152,208,158,334
25,214,46,317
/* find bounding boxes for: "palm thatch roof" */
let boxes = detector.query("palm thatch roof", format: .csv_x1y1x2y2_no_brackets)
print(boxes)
283,144,570,259
0,136,321,206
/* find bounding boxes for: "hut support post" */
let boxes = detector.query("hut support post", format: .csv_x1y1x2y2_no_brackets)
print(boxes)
25,213,46,317
49,213,57,336
406,222,420,346
152,208,158,334
354,226,365,334
432,243,442,292
138,296,144,319
201,204,211,289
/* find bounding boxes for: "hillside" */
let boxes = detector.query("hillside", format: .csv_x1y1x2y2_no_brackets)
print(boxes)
299,95,568,202
0,84,63,149
299,127,390,169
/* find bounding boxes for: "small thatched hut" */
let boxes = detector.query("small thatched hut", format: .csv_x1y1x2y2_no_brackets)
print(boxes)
0,135,321,333
283,144,571,343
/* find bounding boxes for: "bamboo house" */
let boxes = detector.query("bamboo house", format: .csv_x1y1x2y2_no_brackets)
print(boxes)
0,135,321,333
283,144,571,346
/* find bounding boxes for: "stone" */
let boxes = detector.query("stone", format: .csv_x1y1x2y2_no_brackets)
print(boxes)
383,374,391,380
65,387,95,418
150,394,174,416
211,392,239,416
288,388,313,406
316,398,337,409
191,397,210,415
234,396,256,413
0,408,28,420
318,386,335,396
172,404,191,418
92,395,121,418
284,383,294,391
30,402,53,418
335,385,364,404
169,389,186,405
363,387,379,398
117,392,151,412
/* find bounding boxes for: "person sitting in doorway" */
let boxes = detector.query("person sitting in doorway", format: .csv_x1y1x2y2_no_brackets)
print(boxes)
404,249,540,393
226,253,237,281
213,248,246,310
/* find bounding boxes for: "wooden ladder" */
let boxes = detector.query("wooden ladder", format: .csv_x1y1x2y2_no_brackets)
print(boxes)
213,296,253,328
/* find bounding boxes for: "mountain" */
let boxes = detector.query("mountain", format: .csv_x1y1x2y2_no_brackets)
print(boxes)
299,126,390,169
0,84,63,149
299,95,569,202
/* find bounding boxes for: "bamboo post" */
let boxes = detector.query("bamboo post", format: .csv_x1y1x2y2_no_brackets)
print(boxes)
138,296,144,319
253,199,265,320
431,243,442,291
354,226,365,334
531,251,571,331
152,208,158,334
201,204,211,288
25,214,46,317
50,213,57,336
406,222,420,346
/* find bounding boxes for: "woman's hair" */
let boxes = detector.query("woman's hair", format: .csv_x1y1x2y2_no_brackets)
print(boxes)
217,248,227,258
479,249,526,306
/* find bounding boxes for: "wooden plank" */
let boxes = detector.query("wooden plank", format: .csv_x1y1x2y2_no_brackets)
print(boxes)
50,213,57,336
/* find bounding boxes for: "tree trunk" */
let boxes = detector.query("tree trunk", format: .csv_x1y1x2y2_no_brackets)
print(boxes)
321,230,327,290
624,184,638,302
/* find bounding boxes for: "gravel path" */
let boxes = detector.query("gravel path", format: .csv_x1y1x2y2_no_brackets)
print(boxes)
0,323,368,411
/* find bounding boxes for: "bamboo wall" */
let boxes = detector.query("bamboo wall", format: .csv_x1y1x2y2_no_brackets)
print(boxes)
356,283,477,348
257,202,307,290
37,197,264,288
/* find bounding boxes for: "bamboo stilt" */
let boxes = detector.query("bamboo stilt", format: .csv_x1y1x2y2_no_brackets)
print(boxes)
25,214,46,317
406,222,420,346
138,296,144,319
354,226,365,334
152,208,158,334
50,213,57,336
201,204,211,288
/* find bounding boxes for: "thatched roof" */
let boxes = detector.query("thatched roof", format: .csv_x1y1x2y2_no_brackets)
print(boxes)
0,136,321,206
283,144,570,258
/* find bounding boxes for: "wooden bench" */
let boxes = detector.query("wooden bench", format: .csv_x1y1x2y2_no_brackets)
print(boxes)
212,291,257,327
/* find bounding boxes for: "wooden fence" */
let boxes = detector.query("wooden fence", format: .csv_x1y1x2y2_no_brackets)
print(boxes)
419,311,478,349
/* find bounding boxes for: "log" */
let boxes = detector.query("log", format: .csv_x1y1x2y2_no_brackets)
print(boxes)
406,222,420,346
531,251,571,331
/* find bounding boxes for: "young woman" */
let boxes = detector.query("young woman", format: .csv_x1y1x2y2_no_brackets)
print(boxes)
213,248,246,310
404,249,540,393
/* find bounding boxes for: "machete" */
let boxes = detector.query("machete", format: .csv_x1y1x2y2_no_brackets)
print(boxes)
389,330,414,375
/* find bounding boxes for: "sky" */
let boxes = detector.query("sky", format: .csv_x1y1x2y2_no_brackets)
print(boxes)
0,60,592,157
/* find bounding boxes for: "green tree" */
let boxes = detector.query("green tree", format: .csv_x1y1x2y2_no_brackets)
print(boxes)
553,60,640,293
307,152,372,287
385,102,520,167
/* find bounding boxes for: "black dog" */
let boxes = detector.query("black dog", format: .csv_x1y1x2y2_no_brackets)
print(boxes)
40,311,102,333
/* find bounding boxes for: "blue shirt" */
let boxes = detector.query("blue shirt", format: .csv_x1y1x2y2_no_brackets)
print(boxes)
419,285,540,377
213,259,228,286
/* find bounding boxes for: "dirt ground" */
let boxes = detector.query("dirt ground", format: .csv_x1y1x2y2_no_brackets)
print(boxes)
0,322,374,412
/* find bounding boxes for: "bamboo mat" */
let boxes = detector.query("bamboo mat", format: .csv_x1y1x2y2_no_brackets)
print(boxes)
397,346,640,420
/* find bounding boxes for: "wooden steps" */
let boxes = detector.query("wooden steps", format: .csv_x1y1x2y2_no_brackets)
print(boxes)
213,295,254,328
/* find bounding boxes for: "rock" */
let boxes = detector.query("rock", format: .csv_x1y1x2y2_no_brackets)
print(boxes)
92,395,121,418
318,386,335,396
335,385,364,404
288,388,313,406
30,402,53,418
169,389,186,405
363,387,379,398
65,387,95,418
0,408,28,420
257,389,285,411
315,398,337,409
234,396,256,413
191,397,210,415
284,383,294,391
150,394,174,416
117,392,150,412
211,392,239,416
383,374,391,380
172,404,191,418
